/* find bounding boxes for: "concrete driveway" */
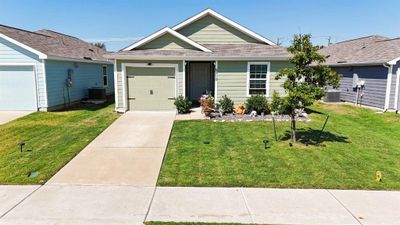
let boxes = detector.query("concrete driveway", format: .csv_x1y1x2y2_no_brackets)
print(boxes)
0,111,175,225
48,111,175,186
0,111,32,125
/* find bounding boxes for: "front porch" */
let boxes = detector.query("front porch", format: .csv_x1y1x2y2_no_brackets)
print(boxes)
184,61,216,105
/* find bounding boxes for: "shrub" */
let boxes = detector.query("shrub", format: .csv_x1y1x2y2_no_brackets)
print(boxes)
174,96,192,114
200,94,215,110
269,91,286,115
216,95,234,114
245,95,269,115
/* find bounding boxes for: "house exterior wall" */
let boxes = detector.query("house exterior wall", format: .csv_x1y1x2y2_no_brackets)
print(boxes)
0,36,46,109
114,59,288,111
217,61,288,104
115,60,184,111
175,15,261,44
332,66,388,109
45,60,114,109
137,33,197,50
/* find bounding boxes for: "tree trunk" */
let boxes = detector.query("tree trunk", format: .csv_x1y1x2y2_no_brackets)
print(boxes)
290,114,296,142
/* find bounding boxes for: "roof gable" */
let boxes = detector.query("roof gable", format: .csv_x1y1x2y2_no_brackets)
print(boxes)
175,15,261,44
123,27,211,52
172,9,275,45
137,33,198,50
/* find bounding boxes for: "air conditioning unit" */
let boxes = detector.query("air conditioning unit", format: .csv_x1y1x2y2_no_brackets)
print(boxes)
324,90,341,102
88,87,106,100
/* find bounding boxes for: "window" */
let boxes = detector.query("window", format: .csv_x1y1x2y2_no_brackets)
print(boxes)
248,62,269,96
102,65,108,87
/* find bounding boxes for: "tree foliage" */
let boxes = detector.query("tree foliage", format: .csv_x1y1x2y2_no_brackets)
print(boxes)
92,42,106,50
272,34,340,142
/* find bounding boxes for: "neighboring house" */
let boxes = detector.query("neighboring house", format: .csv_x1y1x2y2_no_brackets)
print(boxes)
0,24,114,111
319,35,400,111
106,9,291,111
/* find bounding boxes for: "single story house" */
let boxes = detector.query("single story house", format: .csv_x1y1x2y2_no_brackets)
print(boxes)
106,9,291,111
319,35,400,111
0,24,114,111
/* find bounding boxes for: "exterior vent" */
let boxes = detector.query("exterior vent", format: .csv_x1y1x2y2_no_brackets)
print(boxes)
83,56,92,60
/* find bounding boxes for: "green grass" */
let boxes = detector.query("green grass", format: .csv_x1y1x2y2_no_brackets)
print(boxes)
0,102,120,184
158,103,400,190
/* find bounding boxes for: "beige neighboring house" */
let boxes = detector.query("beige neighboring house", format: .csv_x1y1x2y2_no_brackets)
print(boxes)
106,9,291,111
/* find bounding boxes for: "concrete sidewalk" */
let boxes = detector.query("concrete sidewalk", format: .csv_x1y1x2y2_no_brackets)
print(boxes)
0,111,32,125
147,187,400,225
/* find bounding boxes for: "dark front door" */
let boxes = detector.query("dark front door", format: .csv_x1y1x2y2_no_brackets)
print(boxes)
187,62,214,101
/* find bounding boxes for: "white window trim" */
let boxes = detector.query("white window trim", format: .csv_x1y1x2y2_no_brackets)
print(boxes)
246,62,271,97
102,65,108,87
121,63,179,111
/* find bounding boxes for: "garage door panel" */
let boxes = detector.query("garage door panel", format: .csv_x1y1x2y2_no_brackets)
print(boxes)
127,67,176,111
0,66,37,111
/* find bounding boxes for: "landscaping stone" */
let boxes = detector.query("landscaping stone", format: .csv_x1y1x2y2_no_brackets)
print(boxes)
212,113,311,122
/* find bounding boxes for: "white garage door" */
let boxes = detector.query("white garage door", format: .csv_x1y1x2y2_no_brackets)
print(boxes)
0,66,37,111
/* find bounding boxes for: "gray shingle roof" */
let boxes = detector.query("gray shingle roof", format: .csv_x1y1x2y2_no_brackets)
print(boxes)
0,24,108,62
318,35,400,66
106,43,291,59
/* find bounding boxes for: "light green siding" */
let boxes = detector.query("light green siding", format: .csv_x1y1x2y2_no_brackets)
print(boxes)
217,61,289,105
176,15,262,44
137,33,197,50
115,60,184,110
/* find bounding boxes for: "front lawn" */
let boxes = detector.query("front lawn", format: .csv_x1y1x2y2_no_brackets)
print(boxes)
0,102,119,184
158,103,400,190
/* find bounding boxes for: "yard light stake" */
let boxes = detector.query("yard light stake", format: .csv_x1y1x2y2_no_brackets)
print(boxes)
317,113,331,144
272,116,278,141
17,141,25,152
263,139,269,149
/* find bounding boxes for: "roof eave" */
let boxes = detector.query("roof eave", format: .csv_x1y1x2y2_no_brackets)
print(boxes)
104,54,290,61
322,61,388,67
122,27,211,52
0,33,47,59
46,55,113,64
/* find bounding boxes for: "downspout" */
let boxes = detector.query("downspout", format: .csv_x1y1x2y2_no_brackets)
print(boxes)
383,63,393,111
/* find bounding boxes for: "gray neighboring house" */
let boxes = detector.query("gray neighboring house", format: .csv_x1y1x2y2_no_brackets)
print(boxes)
319,35,400,111
106,9,291,112
0,24,114,111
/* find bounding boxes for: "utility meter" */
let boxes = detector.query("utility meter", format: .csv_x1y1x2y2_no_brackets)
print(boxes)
66,69,73,87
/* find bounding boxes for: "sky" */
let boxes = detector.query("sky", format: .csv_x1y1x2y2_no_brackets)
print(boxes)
1,0,399,51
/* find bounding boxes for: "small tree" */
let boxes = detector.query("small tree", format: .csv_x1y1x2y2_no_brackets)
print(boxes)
272,34,340,142
93,42,106,50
